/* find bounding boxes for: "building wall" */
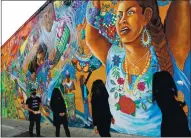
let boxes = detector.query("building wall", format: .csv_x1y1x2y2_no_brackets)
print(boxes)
1,0,190,136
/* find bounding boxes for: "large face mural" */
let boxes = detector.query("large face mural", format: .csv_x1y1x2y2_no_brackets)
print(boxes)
1,0,190,136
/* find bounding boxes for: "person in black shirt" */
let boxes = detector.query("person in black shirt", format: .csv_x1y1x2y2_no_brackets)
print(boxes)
26,89,42,137
91,80,115,137
50,88,70,137
152,71,190,137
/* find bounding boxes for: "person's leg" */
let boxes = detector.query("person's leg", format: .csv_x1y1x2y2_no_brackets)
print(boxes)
98,120,111,137
36,115,41,136
29,120,35,136
63,115,71,137
56,124,61,137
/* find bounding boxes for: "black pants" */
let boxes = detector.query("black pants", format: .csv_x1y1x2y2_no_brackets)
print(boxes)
55,116,70,137
29,114,41,136
97,119,111,137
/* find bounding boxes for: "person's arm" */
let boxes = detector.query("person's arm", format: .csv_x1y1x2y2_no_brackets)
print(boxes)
61,98,67,116
70,81,76,92
86,1,111,66
91,101,98,126
25,105,35,114
165,0,190,70
91,101,99,134
25,99,36,114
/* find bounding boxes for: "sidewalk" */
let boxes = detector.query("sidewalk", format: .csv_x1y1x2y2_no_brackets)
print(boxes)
2,118,132,137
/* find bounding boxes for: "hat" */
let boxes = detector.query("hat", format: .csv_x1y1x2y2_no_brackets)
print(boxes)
30,88,37,93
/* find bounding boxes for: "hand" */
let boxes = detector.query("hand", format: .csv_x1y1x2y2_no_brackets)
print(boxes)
33,111,37,114
36,110,41,114
94,126,99,134
59,113,65,116
62,113,65,116
111,117,115,124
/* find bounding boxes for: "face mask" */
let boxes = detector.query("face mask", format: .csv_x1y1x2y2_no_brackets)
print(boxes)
32,92,36,96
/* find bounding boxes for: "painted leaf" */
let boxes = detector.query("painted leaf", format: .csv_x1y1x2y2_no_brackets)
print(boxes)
110,80,116,85
114,92,118,99
146,90,152,93
136,104,140,109
131,112,136,116
135,100,141,105
110,87,115,93
119,93,122,98
115,103,119,107
147,97,153,103
116,105,120,110
142,102,147,111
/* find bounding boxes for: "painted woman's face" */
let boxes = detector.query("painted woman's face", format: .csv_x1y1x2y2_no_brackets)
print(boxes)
116,1,147,44
37,52,45,66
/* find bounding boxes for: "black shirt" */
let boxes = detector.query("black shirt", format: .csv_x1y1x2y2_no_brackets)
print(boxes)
26,96,41,120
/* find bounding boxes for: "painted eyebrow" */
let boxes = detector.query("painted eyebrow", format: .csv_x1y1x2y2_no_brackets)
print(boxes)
126,6,135,12
118,6,135,13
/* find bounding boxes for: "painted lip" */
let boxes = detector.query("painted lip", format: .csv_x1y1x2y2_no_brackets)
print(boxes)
120,26,131,35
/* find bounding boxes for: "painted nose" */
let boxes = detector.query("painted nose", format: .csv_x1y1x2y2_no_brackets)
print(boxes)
119,17,127,24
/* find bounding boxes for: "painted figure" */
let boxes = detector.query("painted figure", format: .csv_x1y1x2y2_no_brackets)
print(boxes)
79,75,92,127
86,0,190,136
62,71,76,121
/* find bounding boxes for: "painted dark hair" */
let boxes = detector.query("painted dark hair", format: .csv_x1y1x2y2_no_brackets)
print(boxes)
136,0,173,75
28,43,48,73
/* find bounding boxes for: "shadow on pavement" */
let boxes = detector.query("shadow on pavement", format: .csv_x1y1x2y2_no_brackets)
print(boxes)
13,131,44,137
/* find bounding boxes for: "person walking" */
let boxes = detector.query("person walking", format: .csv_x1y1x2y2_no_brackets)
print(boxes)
50,88,71,137
152,71,190,137
26,88,41,137
91,80,115,137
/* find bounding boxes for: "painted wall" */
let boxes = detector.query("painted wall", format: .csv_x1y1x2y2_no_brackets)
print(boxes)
1,0,190,136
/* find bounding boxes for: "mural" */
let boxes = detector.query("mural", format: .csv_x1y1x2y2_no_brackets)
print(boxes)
1,0,190,136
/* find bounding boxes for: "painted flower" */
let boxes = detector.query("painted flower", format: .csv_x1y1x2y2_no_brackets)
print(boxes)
112,55,121,67
117,77,124,85
137,82,146,91
106,25,116,38
118,95,136,115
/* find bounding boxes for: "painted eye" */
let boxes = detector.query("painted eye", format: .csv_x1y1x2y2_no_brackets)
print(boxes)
127,11,135,16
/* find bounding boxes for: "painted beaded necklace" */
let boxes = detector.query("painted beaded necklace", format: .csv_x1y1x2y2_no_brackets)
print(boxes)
124,49,152,95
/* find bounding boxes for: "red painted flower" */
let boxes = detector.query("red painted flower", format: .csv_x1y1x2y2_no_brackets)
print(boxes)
106,25,116,38
117,77,124,85
137,82,146,91
118,96,136,115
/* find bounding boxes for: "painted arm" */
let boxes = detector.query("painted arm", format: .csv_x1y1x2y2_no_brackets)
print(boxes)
86,1,111,66
71,81,76,91
165,0,191,70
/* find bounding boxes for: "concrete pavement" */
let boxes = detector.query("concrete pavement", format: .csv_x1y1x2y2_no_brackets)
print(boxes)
1,118,133,137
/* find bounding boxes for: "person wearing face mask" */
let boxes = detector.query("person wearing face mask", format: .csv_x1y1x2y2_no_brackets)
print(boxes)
26,89,42,137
